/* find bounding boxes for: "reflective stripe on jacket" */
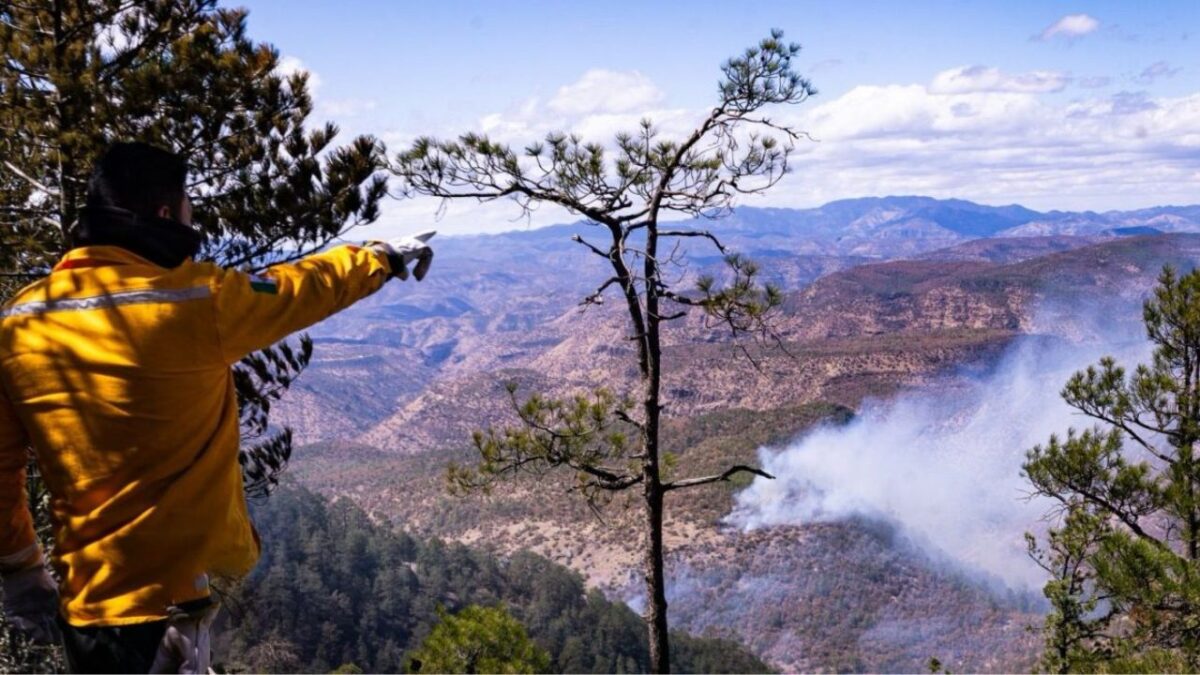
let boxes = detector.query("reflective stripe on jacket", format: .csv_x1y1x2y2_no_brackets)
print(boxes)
0,244,391,625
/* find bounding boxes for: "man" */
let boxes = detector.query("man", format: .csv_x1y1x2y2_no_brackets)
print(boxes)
0,142,432,672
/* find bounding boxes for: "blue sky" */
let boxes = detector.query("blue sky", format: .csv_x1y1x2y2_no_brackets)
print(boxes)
227,1,1200,235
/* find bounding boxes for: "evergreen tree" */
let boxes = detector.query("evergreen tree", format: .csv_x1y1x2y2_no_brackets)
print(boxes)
396,31,815,672
1024,266,1200,672
0,3,384,670
218,485,771,674
0,0,386,493
408,605,551,674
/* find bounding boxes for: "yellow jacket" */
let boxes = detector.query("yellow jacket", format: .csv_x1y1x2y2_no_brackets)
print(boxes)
0,244,391,625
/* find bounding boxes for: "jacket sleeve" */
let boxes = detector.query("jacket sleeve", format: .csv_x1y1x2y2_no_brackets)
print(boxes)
212,245,393,364
0,383,38,574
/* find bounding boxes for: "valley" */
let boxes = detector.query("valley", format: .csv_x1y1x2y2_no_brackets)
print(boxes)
276,196,1200,672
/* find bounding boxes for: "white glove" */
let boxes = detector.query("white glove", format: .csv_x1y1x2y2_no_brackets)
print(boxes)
149,599,220,674
1,560,61,645
370,230,436,281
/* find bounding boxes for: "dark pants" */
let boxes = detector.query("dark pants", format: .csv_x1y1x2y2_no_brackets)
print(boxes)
57,615,167,674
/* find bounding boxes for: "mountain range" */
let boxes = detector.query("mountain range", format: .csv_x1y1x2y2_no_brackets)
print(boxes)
274,196,1200,672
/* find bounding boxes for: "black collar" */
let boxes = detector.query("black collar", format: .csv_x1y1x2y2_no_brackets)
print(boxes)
72,206,204,269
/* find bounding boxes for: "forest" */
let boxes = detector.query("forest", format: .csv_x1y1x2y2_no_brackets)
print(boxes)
213,485,769,674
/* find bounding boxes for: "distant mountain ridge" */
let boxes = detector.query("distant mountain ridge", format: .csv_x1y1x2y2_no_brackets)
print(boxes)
428,196,1200,262
440,195,1200,244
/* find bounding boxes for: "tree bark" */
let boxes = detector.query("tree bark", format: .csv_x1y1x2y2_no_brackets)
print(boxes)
641,222,670,673
50,0,78,233
642,477,669,673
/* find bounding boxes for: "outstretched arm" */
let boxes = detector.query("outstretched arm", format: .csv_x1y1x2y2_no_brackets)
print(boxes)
211,244,394,364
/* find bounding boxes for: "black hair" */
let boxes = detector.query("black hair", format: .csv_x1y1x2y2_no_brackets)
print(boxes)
85,142,188,220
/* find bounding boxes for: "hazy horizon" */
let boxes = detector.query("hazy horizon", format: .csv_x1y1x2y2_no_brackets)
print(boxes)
403,194,1200,241
227,0,1200,237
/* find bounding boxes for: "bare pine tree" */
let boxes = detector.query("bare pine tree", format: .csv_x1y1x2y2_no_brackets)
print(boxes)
393,30,815,673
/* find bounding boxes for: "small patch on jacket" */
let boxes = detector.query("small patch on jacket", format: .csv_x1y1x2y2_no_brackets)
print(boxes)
249,274,278,294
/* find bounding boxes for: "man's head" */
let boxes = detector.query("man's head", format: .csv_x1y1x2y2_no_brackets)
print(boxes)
86,142,192,225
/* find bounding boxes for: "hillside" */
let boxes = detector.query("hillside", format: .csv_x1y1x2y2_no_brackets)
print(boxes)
290,233,1200,455
274,201,1200,451
273,198,1200,672
777,233,1200,341
293,401,1042,673
915,235,1102,263
215,485,769,674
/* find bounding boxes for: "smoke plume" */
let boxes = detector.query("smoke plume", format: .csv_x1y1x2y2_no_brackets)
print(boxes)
729,302,1153,589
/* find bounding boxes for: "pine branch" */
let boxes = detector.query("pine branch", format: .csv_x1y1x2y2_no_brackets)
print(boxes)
581,276,621,307
571,234,611,259
657,228,728,254
2,161,58,199
663,465,775,492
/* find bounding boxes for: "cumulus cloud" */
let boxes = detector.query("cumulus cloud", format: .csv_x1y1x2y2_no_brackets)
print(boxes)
276,55,322,91
929,65,1070,94
366,61,1200,237
772,78,1200,213
372,69,690,236
274,57,376,120
547,69,664,116
465,69,689,148
1037,13,1100,41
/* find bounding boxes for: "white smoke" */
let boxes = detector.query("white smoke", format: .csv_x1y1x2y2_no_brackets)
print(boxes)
729,302,1154,590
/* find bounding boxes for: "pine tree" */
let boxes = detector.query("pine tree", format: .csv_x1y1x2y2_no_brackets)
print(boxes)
1024,266,1200,672
0,3,384,670
395,30,815,673
408,605,551,674
0,0,386,494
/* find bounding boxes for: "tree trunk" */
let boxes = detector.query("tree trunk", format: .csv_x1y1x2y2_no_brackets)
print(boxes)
640,368,670,673
50,0,79,233
642,264,670,671
642,477,669,673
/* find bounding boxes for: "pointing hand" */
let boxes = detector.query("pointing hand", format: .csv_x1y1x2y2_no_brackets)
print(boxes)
370,230,436,281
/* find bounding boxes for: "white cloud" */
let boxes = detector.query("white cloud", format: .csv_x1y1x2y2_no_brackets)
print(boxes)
469,70,694,150
548,69,664,116
275,57,376,122
1037,13,1101,41
929,65,1069,94
371,69,680,236
276,56,322,92
366,64,1200,237
774,83,1200,212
